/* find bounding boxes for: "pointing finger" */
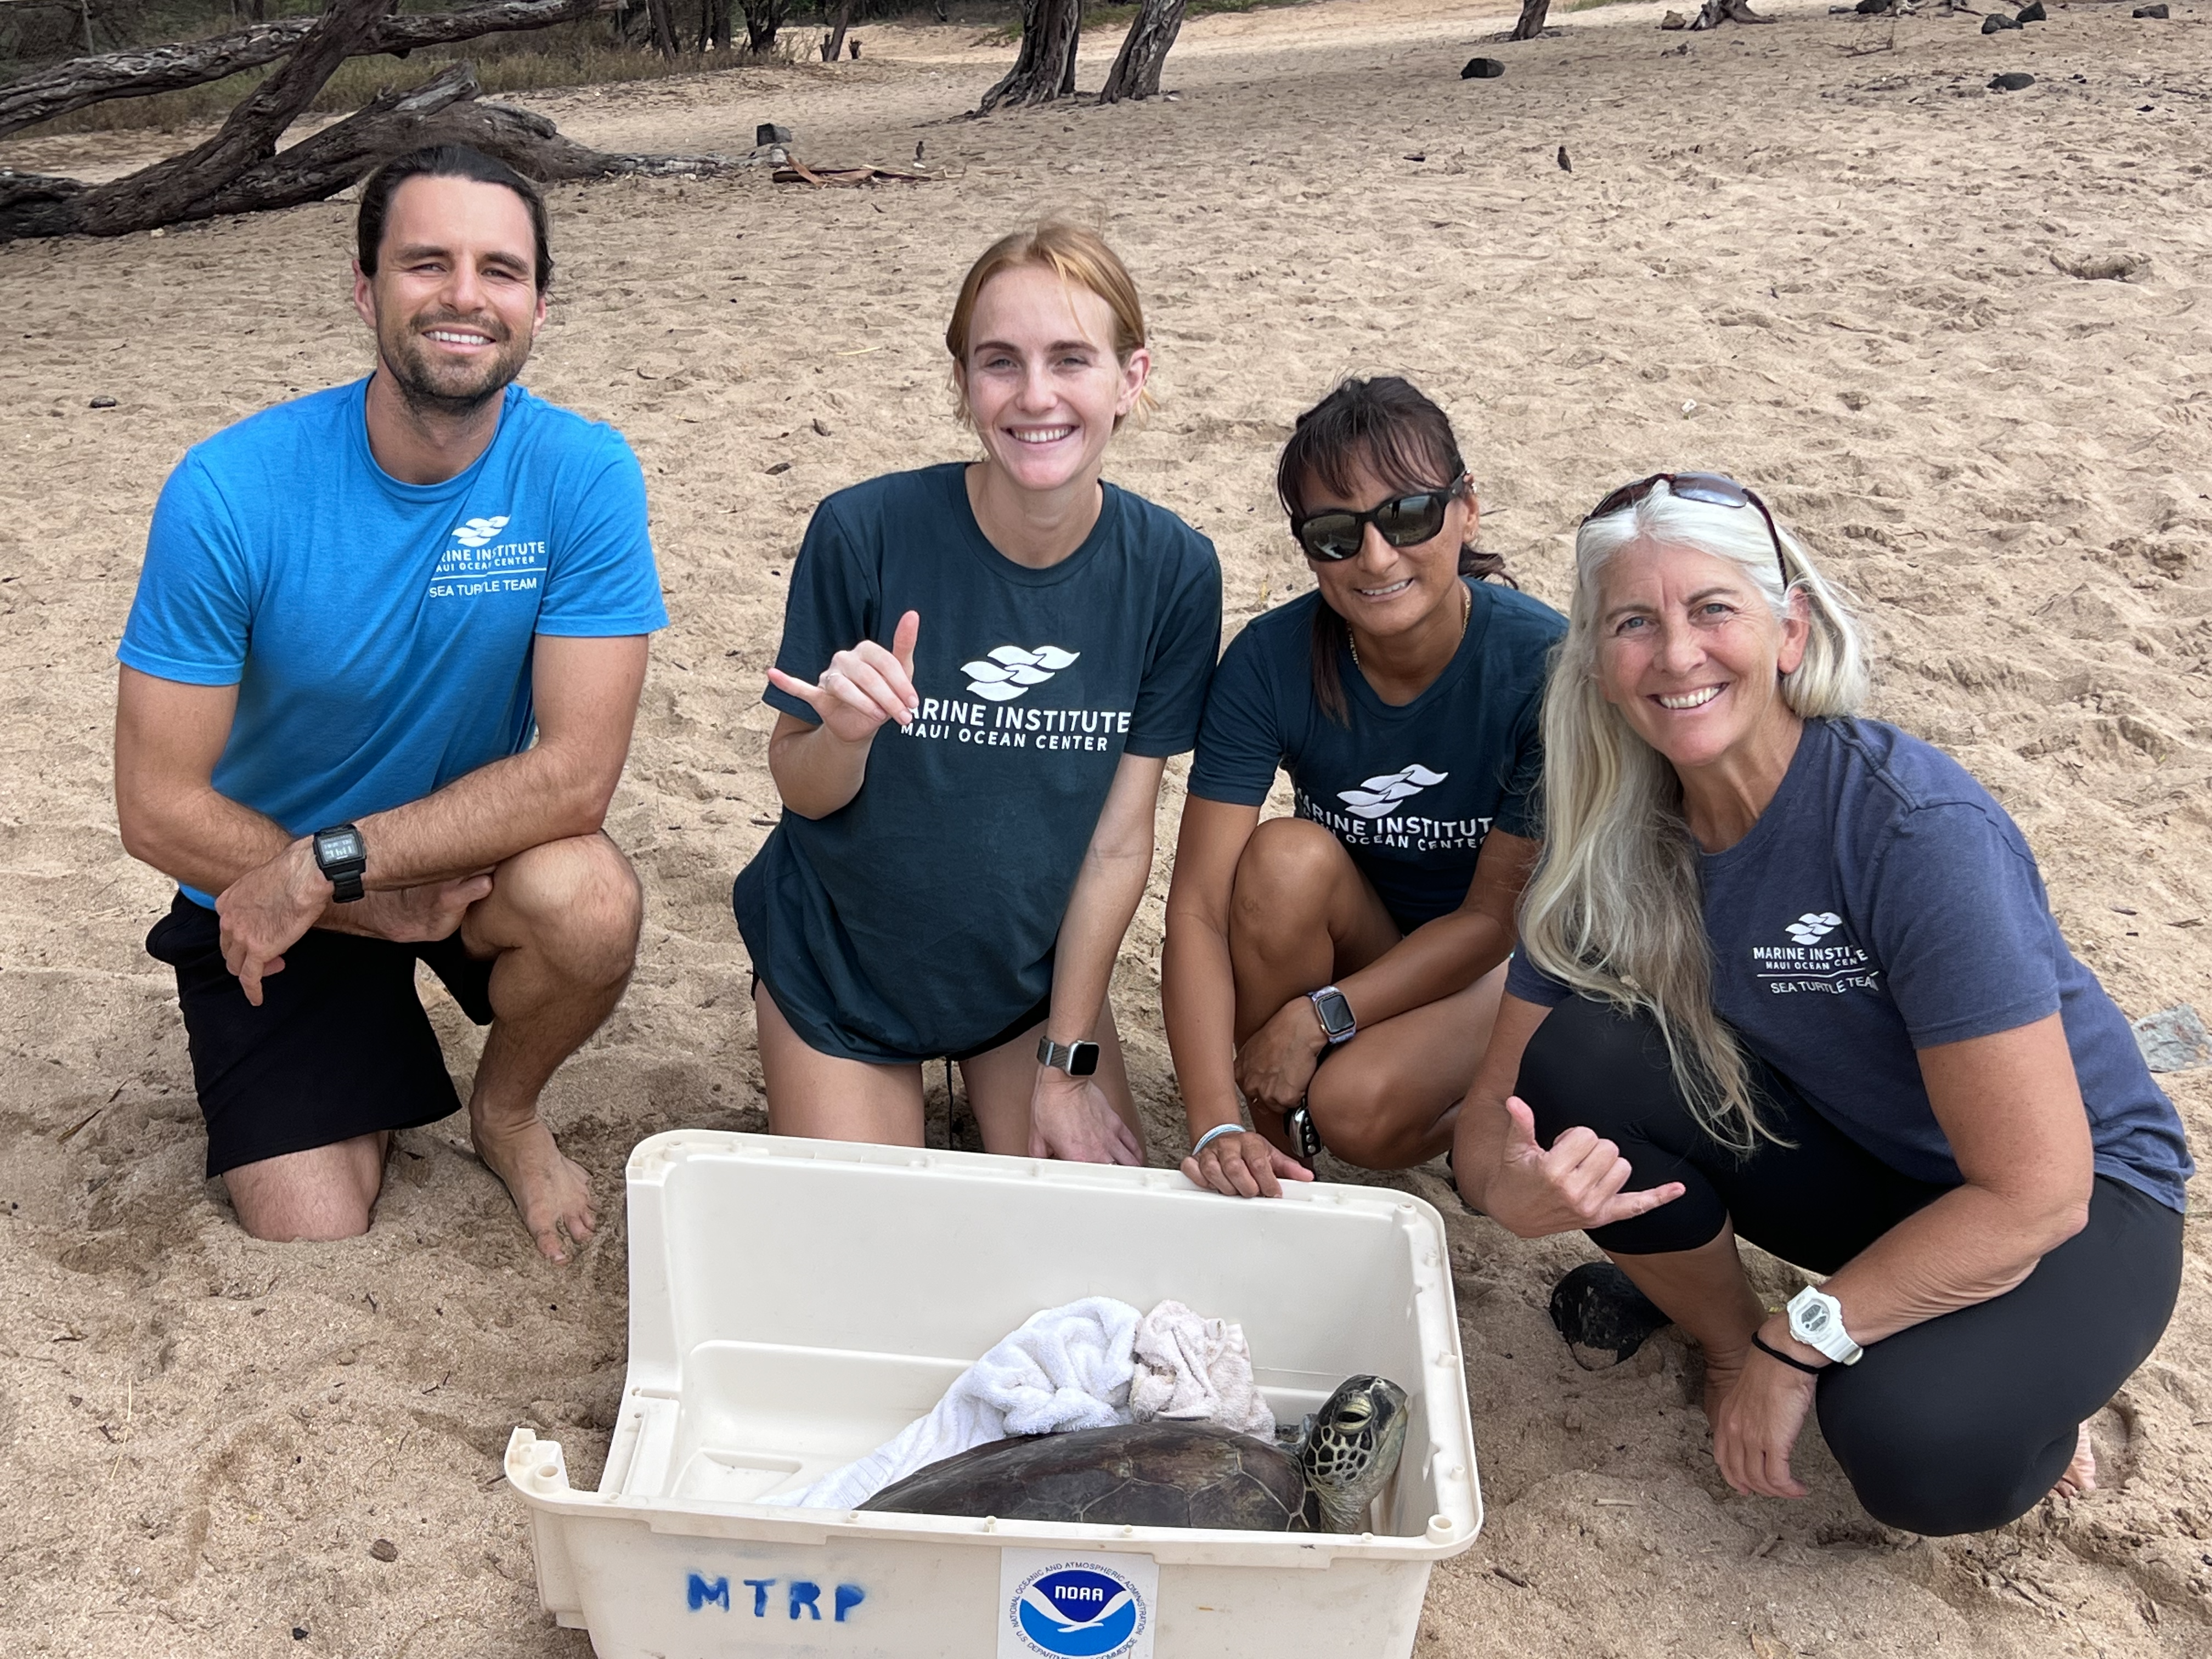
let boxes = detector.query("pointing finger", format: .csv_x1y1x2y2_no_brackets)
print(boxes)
891,609,921,680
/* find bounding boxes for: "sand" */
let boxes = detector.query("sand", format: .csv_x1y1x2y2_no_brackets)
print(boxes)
2,0,2209,1652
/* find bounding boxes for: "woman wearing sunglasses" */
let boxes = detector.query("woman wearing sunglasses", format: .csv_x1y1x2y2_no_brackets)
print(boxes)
1163,377,1565,1198
1452,473,2189,1534
732,223,1220,1162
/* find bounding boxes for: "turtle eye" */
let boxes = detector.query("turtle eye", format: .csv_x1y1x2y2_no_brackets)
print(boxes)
1339,1403,1369,1425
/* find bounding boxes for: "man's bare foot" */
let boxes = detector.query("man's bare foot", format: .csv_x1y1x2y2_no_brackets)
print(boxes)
2052,1421,2097,1500
471,1111,597,1263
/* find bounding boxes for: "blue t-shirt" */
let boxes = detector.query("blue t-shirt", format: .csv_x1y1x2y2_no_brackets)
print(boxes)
733,464,1221,1063
1186,582,1565,930
1506,718,2193,1212
119,379,667,905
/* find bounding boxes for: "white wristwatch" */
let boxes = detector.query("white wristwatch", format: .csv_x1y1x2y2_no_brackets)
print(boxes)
1786,1285,1864,1366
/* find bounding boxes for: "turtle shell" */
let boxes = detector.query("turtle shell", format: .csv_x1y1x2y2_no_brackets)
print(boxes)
857,1420,1316,1532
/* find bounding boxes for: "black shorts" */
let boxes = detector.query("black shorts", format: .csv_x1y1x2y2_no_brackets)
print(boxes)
751,973,1051,1065
146,893,498,1177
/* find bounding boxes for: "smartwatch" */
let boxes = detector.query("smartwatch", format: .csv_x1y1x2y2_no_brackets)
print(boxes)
311,822,368,903
1036,1035,1101,1077
1785,1285,1863,1366
1308,985,1357,1046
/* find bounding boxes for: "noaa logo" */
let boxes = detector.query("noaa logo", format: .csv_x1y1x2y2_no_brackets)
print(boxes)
962,644,1079,703
1338,764,1449,821
1785,911,1842,947
450,515,511,548
1007,1563,1146,1658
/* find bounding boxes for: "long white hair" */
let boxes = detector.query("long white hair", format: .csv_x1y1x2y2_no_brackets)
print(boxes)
1517,485,1869,1148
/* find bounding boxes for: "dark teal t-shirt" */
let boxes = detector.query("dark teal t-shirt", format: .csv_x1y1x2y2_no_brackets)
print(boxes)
1507,718,2194,1213
733,464,1221,1063
1186,581,1565,930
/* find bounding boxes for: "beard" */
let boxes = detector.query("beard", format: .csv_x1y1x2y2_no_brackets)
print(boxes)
377,307,533,419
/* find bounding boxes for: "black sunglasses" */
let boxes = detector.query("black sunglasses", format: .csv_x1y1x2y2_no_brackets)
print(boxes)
1582,472,1789,586
1291,478,1469,562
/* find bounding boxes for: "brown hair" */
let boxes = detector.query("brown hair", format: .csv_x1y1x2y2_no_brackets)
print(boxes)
944,222,1152,426
1276,376,1511,724
358,143,551,291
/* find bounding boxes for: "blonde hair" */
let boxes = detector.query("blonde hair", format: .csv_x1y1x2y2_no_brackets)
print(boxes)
944,221,1152,426
1517,485,1868,1148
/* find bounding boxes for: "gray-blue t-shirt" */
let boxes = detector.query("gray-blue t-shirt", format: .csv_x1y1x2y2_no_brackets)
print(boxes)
1506,717,2192,1212
733,464,1221,1063
1186,582,1564,930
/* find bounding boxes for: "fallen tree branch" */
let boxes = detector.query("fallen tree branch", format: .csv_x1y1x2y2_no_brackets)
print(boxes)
0,0,608,139
0,58,733,243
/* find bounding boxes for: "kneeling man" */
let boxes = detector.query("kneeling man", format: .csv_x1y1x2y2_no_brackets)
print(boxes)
114,145,665,1261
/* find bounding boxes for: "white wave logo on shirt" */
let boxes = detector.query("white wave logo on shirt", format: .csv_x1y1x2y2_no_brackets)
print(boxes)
1786,912,1842,946
1753,909,1878,997
450,515,511,548
962,645,1080,703
1337,764,1449,820
427,511,547,603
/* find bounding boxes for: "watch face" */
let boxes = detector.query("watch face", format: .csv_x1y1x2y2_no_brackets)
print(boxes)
1069,1042,1100,1077
1314,989,1355,1036
1800,1303,1831,1333
319,831,364,862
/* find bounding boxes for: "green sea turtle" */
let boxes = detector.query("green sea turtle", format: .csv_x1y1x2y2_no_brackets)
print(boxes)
857,1375,1409,1534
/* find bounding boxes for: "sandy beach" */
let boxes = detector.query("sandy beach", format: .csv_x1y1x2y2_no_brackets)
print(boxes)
2,0,2209,1651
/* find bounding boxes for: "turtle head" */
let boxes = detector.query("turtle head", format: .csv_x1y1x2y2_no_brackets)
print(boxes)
1300,1375,1410,1533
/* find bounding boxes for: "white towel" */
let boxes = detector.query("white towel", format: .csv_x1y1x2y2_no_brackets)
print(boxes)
764,1296,1141,1510
1128,1300,1275,1438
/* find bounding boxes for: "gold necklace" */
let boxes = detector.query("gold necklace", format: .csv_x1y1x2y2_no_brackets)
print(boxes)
1348,582,1470,672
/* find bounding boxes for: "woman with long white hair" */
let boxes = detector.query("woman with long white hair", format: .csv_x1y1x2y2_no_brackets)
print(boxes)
1451,473,2191,1534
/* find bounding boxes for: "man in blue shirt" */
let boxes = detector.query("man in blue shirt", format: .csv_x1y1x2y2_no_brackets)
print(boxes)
112,145,667,1263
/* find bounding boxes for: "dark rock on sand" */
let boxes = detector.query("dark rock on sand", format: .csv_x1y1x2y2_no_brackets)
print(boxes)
2016,0,2046,20
1982,12,2021,30
1551,1262,1672,1370
2132,3,2168,14
1462,57,1506,78
1990,71,2035,91
756,123,794,146
1855,0,1893,13
88,396,116,408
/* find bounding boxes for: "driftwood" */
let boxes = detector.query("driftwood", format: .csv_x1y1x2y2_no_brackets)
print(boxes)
0,56,732,243
0,0,608,140
977,0,1081,114
1692,0,1774,22
1098,0,1186,103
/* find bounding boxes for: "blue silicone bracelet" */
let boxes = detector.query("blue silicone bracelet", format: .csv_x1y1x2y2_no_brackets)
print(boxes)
1189,1122,1247,1161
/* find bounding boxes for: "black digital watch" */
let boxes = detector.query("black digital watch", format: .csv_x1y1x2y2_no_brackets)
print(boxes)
1308,985,1357,1045
311,822,368,902
1036,1036,1101,1077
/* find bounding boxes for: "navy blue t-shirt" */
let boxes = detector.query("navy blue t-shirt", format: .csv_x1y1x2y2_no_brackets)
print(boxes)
734,464,1221,1063
1186,582,1565,930
1507,718,2193,1213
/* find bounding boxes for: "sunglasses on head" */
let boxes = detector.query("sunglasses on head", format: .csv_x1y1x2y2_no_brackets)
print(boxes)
1582,472,1789,586
1292,478,1470,562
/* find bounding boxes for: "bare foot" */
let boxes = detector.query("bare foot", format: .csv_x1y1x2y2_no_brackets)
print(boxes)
471,1111,597,1263
2052,1422,2097,1500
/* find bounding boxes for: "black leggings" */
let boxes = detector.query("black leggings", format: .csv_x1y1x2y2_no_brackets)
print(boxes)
1516,996,2185,1537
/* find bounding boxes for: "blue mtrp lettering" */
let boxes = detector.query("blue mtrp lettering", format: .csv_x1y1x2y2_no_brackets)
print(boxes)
835,1584,866,1622
789,1581,822,1620
686,1574,730,1612
744,1578,776,1617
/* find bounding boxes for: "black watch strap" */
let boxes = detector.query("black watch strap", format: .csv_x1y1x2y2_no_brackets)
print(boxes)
311,822,368,903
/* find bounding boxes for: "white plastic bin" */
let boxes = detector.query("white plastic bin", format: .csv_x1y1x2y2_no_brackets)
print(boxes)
506,1132,1481,1658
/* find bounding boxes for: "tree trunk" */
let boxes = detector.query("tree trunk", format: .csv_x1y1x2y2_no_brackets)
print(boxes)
74,0,393,236
1,61,733,244
820,0,853,61
975,0,1080,115
740,0,785,51
0,0,609,141
1058,7,1079,95
1097,0,1182,102
644,0,680,57
712,0,733,50
1508,0,1549,40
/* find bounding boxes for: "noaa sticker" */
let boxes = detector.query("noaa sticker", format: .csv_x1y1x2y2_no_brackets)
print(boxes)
997,1549,1158,1659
